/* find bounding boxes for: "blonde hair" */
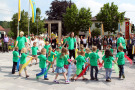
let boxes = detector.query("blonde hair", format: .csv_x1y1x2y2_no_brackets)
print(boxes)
33,42,37,45
20,31,24,35
21,48,27,53
80,51,85,56
60,48,66,58
14,46,19,51
41,48,46,54
85,48,90,52
92,46,97,52
77,51,81,55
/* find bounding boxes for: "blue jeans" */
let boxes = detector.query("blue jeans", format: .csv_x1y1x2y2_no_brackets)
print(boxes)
90,66,98,79
105,68,112,79
118,65,124,78
36,68,47,78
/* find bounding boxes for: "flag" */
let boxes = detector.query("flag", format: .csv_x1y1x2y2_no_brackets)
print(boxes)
18,0,21,21
102,23,104,35
89,27,91,35
29,0,36,23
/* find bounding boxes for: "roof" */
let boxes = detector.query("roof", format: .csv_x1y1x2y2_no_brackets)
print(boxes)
0,26,5,31
91,16,130,21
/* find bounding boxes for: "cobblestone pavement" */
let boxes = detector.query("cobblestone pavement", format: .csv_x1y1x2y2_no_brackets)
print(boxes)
0,52,135,90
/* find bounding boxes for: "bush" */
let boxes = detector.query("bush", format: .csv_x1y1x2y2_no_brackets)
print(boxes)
91,28,101,37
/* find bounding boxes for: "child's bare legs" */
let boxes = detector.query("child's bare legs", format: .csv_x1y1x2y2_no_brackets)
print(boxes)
24,68,29,78
63,72,67,80
55,73,59,80
72,74,77,79
35,56,38,65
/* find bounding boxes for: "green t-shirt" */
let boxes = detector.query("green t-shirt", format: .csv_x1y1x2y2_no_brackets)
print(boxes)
64,54,70,65
20,53,27,64
116,52,125,65
102,55,114,68
58,46,62,50
89,52,100,66
117,37,126,49
31,46,38,55
110,48,113,54
48,51,55,62
28,36,31,40
38,54,47,68
75,55,86,69
16,36,27,50
92,49,99,53
44,45,51,53
12,51,19,62
63,38,67,44
85,53,89,58
56,53,66,67
66,37,76,50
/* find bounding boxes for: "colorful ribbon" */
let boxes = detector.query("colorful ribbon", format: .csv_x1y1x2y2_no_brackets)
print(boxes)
114,63,119,74
19,57,33,74
67,64,72,81
36,64,51,79
75,49,78,58
16,57,21,71
124,54,132,64
75,65,89,80
132,46,134,54
98,63,103,69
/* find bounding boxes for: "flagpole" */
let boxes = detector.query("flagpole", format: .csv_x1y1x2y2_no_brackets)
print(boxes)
28,0,30,36
18,0,20,37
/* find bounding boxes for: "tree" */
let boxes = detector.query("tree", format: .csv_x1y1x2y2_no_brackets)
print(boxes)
46,0,74,35
10,10,28,38
96,2,125,34
0,21,10,28
30,8,45,35
63,4,92,34
91,28,101,37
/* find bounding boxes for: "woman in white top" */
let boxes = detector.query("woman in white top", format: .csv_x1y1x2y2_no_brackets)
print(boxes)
83,37,87,48
38,37,45,51
112,36,116,49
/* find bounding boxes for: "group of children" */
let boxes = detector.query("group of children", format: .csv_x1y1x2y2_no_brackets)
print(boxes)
11,40,126,84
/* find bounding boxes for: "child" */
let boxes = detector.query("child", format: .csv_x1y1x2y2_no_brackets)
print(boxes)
53,48,69,84
58,43,62,50
80,44,85,52
85,48,90,71
30,42,39,66
48,47,56,72
36,48,52,80
64,48,71,71
12,47,20,74
89,46,100,81
102,49,116,82
19,48,33,78
71,51,89,81
55,48,60,55
116,46,125,79
44,41,51,58
108,45,114,54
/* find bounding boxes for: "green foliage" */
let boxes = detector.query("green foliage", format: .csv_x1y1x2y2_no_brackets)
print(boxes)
96,2,125,33
0,21,10,28
91,28,101,37
63,4,92,34
95,23,101,28
8,30,14,37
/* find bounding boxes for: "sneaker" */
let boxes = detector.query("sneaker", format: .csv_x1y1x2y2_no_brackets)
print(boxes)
53,80,59,84
82,78,88,81
71,78,75,81
90,78,94,80
122,75,125,79
65,80,70,84
95,78,99,81
106,79,109,82
44,78,49,80
26,75,29,78
108,79,111,82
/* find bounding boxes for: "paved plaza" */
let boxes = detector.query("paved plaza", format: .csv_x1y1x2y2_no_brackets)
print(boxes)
0,51,135,90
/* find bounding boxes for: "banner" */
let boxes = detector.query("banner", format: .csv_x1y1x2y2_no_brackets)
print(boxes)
114,64,119,74
32,0,36,22
29,0,36,23
125,22,129,39
89,27,91,35
102,23,104,35
18,0,21,21
124,54,132,64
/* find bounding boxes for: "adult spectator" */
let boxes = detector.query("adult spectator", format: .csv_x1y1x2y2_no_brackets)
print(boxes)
97,35,102,50
15,31,28,55
93,36,97,46
66,32,76,59
83,37,87,48
112,36,116,49
51,35,56,49
46,35,51,43
103,35,108,50
3,34,9,52
117,32,126,53
88,34,92,49
75,35,80,49
127,34,134,60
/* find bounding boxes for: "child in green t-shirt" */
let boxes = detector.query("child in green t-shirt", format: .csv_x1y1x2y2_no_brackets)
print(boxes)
102,49,116,82
80,44,85,52
71,51,89,81
48,47,56,72
12,47,20,74
44,41,51,58
30,42,39,66
107,45,114,54
89,46,100,81
36,48,52,80
58,43,62,50
52,48,69,84
19,48,34,78
116,46,125,80
85,48,90,71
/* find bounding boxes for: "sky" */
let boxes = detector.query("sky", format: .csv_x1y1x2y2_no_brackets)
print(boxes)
0,0,135,24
